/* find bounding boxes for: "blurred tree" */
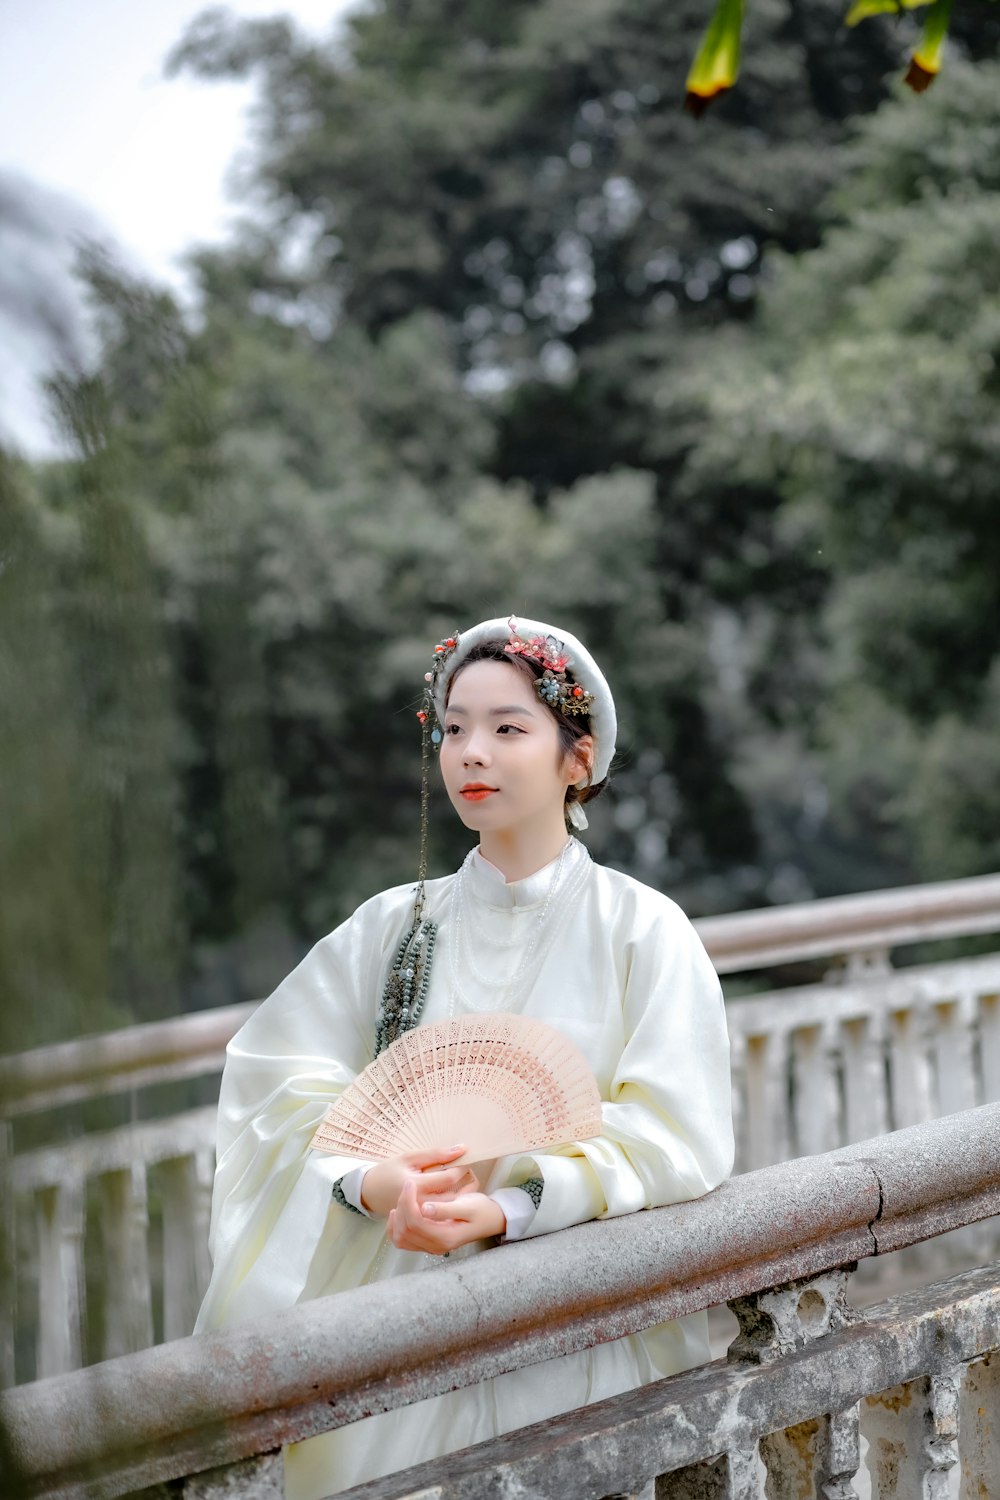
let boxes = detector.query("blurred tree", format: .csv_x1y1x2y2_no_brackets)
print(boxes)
681,60,1000,890
9,6,1000,1040
168,0,899,379
0,452,120,1050
156,0,913,921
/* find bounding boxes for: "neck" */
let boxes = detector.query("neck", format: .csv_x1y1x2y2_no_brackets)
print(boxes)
478,821,571,884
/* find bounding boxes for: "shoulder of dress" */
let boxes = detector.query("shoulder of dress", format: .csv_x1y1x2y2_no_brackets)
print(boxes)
588,861,696,931
315,871,457,947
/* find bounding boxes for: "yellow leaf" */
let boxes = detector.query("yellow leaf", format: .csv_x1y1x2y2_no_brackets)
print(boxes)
845,0,925,27
904,0,954,92
685,0,745,117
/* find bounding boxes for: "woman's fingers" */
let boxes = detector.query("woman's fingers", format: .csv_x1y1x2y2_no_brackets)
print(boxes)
363,1152,477,1220
405,1145,467,1171
421,1193,474,1221
388,1180,457,1253
389,1183,506,1249
421,1192,506,1240
414,1166,479,1199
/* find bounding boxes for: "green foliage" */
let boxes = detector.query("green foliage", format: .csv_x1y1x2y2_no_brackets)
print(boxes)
684,60,1000,888
6,12,1000,1041
168,0,898,364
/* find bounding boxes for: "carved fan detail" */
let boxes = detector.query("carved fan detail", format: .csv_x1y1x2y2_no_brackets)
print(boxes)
309,1013,602,1166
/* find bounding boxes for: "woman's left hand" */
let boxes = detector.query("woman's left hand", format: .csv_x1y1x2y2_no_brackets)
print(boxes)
387,1179,506,1254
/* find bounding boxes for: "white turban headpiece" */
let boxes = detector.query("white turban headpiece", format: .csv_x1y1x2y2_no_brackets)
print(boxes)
429,615,617,788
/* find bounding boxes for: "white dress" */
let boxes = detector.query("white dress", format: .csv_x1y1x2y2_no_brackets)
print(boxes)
195,838,734,1498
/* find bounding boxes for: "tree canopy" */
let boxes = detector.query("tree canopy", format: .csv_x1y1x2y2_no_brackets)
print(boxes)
3,4,998,1042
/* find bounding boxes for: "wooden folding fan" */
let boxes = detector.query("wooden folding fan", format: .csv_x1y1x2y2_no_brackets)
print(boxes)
309,1013,602,1165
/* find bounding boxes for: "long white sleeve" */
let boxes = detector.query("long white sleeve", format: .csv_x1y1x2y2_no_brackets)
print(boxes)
194,886,411,1332
487,890,733,1238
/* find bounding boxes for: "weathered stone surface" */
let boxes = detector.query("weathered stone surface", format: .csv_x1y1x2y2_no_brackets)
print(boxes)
728,1269,856,1366
959,1352,1000,1500
5,1090,1000,1497
323,1265,999,1500
5,1107,1000,1497
861,1370,960,1498
728,1271,862,1499
759,1408,860,1500
129,1452,283,1500
658,1448,757,1498
34,1178,84,1380
98,1165,154,1361
10,1259,996,1500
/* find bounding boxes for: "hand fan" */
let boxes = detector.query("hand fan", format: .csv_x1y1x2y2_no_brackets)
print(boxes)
309,1013,602,1166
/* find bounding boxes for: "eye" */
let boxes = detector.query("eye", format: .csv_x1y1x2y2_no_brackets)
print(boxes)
497,723,525,735
444,722,462,736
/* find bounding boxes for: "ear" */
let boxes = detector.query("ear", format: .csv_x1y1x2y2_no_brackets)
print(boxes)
565,734,594,789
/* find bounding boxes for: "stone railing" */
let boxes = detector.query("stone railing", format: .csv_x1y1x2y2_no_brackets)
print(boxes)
2,870,999,1388
3,1105,999,1499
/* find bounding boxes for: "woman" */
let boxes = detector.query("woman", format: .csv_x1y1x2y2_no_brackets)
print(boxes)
195,615,734,1499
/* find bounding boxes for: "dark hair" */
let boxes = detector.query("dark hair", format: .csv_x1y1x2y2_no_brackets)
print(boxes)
447,643,608,820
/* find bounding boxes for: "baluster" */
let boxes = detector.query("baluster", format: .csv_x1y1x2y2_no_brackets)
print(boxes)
34,1177,85,1377
161,1153,213,1342
977,993,1000,1104
960,1353,1000,1498
887,1006,933,1130
194,1148,214,1292
931,994,986,1266
728,1034,749,1175
744,1030,790,1169
841,1012,889,1145
0,1122,16,1386
658,1447,758,1498
862,1370,960,1498
171,1452,284,1497
98,1162,153,1359
931,996,977,1117
760,1408,860,1500
727,1268,862,1500
791,1024,839,1157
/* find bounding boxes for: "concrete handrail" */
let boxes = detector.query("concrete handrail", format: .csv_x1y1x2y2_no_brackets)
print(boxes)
4,1104,999,1499
3,871,1000,1119
696,869,1000,971
0,1003,256,1117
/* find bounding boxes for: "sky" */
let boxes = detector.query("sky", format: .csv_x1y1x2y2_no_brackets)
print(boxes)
0,0,355,453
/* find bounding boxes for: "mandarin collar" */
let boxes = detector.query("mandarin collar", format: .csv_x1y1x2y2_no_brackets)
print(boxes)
466,838,589,912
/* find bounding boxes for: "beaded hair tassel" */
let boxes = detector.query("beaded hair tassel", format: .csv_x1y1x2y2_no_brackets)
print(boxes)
374,636,459,1054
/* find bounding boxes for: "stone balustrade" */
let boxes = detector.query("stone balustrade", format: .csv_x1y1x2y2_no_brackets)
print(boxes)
2,870,999,1389
2,1105,999,1499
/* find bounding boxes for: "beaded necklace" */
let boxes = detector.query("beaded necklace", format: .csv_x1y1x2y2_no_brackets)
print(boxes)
446,837,590,1015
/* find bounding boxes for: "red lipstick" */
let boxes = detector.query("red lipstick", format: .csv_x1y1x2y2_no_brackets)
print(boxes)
460,783,498,801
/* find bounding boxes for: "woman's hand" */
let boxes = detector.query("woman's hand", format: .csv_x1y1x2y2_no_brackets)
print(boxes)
388,1180,506,1254
360,1146,477,1219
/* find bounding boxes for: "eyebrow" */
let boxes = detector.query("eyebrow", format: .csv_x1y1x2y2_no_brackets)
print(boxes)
446,704,538,718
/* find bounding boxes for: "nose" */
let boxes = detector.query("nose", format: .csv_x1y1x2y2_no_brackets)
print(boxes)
462,728,491,766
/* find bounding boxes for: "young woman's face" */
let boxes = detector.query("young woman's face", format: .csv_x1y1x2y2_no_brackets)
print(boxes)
440,660,587,836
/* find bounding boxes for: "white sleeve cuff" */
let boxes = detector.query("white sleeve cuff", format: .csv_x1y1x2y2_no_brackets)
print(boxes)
338,1164,375,1217
491,1186,536,1242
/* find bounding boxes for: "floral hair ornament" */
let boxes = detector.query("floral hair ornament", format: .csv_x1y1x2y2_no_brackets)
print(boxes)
504,631,596,719
430,615,617,784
